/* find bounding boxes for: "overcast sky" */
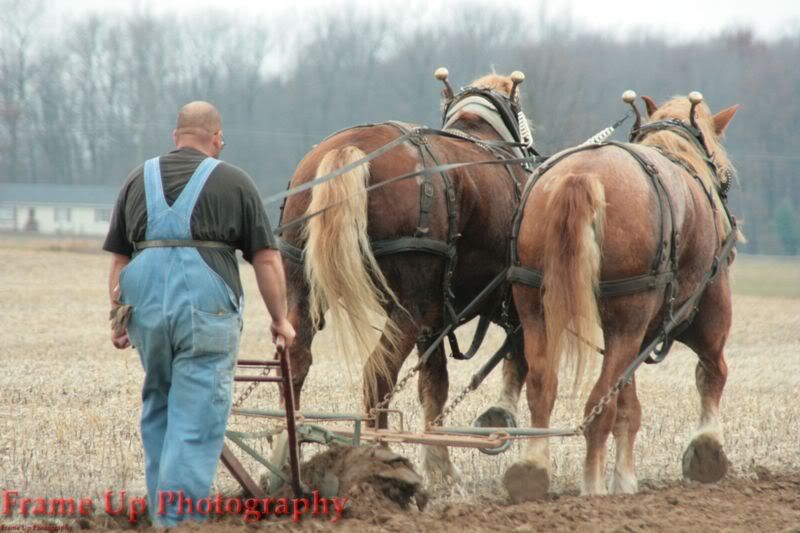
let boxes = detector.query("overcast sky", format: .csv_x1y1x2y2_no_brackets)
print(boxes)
56,0,800,42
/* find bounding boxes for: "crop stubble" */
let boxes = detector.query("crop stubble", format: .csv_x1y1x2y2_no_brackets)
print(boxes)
0,248,798,519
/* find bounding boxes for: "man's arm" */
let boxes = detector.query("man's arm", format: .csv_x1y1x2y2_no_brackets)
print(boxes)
251,248,296,348
109,253,131,349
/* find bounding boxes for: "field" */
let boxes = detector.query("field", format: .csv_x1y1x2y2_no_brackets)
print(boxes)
0,242,798,531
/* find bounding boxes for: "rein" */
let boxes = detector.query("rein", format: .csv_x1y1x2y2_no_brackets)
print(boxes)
265,125,536,215
273,152,540,236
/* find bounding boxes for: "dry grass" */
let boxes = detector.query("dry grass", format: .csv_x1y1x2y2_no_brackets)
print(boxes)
730,254,800,299
0,245,798,515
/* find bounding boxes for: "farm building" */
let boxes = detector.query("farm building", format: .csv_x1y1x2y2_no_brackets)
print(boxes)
0,183,118,236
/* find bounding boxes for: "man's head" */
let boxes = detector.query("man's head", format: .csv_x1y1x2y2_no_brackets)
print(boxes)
173,101,225,157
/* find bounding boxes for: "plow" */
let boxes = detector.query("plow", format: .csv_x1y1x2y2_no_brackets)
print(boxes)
221,344,578,501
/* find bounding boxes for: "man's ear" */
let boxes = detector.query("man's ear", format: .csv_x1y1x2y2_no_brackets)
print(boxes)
172,129,179,147
713,104,740,135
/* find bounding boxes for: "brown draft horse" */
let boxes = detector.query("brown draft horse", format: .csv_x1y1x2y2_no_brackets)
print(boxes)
506,94,739,500
279,73,530,481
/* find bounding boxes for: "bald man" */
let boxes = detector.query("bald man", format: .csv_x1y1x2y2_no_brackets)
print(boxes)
103,101,295,527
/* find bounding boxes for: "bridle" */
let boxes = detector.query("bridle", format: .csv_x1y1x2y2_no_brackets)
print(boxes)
444,88,522,138
441,86,540,161
629,116,732,194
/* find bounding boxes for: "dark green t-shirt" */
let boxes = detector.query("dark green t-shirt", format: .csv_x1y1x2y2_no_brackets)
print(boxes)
102,147,276,301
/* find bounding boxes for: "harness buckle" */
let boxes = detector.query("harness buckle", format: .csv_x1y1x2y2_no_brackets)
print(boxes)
414,226,430,237
709,256,720,278
410,131,428,145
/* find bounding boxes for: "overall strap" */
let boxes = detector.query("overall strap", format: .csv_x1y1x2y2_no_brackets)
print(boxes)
144,157,170,219
171,157,222,220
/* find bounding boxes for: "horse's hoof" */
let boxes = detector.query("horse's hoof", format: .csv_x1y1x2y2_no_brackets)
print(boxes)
473,405,517,428
504,461,550,503
473,406,516,455
422,446,462,486
611,473,638,494
682,433,730,483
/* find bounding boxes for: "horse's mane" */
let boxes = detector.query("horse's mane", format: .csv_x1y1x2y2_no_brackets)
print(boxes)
640,96,735,192
469,74,514,96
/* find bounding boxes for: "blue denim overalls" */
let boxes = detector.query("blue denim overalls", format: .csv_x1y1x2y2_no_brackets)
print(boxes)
119,156,242,527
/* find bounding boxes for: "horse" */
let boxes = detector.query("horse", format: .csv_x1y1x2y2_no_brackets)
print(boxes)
277,72,534,481
505,92,740,501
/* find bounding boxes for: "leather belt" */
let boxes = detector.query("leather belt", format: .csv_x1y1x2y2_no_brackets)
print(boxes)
132,239,234,251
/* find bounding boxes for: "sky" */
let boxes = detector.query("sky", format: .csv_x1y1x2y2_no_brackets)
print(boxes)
56,0,800,42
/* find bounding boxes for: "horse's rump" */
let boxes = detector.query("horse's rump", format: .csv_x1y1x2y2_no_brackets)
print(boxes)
515,143,723,384
282,122,522,386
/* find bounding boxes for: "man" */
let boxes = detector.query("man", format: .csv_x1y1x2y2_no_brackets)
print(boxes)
103,101,295,527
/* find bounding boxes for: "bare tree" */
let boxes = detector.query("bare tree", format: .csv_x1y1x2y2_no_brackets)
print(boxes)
0,0,44,181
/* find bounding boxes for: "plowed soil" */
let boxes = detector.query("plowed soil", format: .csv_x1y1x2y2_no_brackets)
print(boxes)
2,246,799,532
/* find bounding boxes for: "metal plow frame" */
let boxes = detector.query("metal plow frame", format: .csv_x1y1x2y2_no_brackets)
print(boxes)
221,347,578,500
221,348,303,499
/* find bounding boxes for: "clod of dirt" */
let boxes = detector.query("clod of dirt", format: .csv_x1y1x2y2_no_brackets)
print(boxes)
276,445,428,519
754,464,773,482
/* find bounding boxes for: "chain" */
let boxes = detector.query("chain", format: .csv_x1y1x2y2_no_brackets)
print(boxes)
424,364,635,436
231,365,272,410
369,360,424,416
574,373,632,436
431,381,475,428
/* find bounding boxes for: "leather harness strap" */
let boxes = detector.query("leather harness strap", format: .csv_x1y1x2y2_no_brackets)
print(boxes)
275,93,532,361
508,132,737,363
385,121,464,354
414,131,436,237
265,124,535,209
278,235,455,263
508,141,679,294
506,266,675,297
372,237,455,259
133,239,234,252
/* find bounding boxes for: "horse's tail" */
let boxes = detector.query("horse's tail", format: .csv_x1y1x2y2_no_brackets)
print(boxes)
541,173,606,389
302,145,402,389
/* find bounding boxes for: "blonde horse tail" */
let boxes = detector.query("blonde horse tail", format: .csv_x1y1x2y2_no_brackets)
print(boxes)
541,174,606,390
302,146,402,394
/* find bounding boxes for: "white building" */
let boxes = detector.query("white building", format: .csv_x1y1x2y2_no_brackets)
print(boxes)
0,183,118,236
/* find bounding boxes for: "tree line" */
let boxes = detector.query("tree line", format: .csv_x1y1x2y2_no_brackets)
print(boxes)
1,1,798,254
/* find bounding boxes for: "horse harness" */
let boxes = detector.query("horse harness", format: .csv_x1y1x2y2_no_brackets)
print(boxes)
276,88,539,359
508,119,738,363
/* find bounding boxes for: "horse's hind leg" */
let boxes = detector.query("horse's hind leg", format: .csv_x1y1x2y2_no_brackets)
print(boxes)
583,331,644,495
474,339,527,430
417,338,461,484
611,375,641,494
680,275,732,483
681,351,730,483
286,300,316,407
495,346,527,421
362,311,419,429
504,316,555,502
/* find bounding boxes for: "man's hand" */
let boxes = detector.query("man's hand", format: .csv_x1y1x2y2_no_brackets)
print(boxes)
108,253,132,350
112,330,131,349
271,318,296,349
